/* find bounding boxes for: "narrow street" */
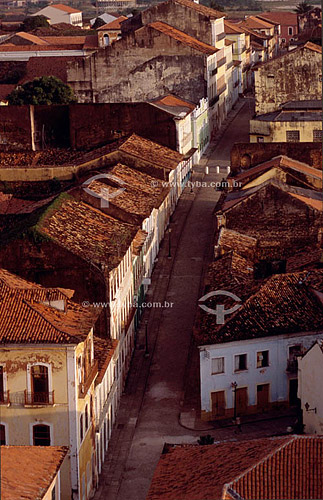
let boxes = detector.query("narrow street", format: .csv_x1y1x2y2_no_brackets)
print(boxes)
94,98,289,500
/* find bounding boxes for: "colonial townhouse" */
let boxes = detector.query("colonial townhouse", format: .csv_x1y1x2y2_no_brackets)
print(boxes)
238,16,277,58
224,39,238,114
1,446,68,500
0,268,105,500
254,42,322,115
250,100,323,144
258,12,298,47
0,194,147,422
298,340,323,435
224,21,251,93
197,270,323,420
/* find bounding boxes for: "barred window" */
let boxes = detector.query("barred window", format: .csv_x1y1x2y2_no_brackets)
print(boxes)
313,130,322,142
286,130,300,142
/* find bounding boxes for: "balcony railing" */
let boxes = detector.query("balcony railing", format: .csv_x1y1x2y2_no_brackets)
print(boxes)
209,95,219,107
217,84,227,96
226,60,234,70
24,390,54,405
79,360,99,398
0,391,10,405
286,359,298,373
210,67,217,76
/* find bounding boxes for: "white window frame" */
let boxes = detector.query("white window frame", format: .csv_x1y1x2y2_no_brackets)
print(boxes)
26,362,53,394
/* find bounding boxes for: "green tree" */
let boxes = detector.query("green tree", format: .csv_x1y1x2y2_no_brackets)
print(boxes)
21,15,49,31
295,1,313,13
8,76,77,105
92,17,106,29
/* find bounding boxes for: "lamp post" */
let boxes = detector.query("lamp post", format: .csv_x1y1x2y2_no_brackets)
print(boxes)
168,227,172,258
144,319,149,357
231,381,237,421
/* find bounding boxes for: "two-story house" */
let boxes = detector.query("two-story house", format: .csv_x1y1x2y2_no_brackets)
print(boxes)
0,268,105,500
198,270,323,420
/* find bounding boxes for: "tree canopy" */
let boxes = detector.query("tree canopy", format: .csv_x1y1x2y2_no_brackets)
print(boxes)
8,76,77,106
295,1,314,13
21,15,49,31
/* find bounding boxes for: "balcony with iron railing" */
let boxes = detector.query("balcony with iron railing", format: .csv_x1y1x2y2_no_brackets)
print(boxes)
79,360,98,398
286,359,298,373
24,390,54,405
0,391,10,405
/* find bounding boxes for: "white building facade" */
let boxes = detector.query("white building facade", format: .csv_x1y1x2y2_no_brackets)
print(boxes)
199,331,323,421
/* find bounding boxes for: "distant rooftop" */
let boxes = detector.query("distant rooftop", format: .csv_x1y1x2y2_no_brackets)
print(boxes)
149,94,196,117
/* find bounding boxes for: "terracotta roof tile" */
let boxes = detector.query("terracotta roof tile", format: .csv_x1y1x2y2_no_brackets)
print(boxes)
227,436,323,500
36,193,145,269
14,31,50,45
147,437,289,500
304,41,322,53
225,39,234,45
240,16,275,29
1,446,68,500
259,11,297,26
174,0,224,19
150,94,196,116
0,287,100,344
198,270,323,345
51,3,82,13
94,336,118,383
119,133,183,170
98,16,127,30
224,20,245,34
149,21,218,55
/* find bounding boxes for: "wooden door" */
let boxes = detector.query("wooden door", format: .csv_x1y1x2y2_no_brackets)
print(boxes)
257,384,270,411
211,391,226,417
236,387,248,415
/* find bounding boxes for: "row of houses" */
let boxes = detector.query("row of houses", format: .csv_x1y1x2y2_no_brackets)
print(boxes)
0,133,191,500
196,153,323,422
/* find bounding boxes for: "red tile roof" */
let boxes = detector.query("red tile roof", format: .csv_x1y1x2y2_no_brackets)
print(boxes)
51,3,81,13
14,31,50,45
1,446,68,500
119,133,183,170
147,438,289,500
174,0,223,19
98,15,127,30
233,155,323,184
198,270,323,345
94,337,118,384
150,94,196,116
240,16,275,29
0,287,99,344
224,20,245,34
304,41,322,53
226,436,323,500
259,11,298,26
0,267,74,302
36,193,146,270
149,21,218,55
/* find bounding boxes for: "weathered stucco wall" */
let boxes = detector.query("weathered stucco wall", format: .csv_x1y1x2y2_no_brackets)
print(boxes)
254,46,322,114
67,26,208,104
250,119,322,142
